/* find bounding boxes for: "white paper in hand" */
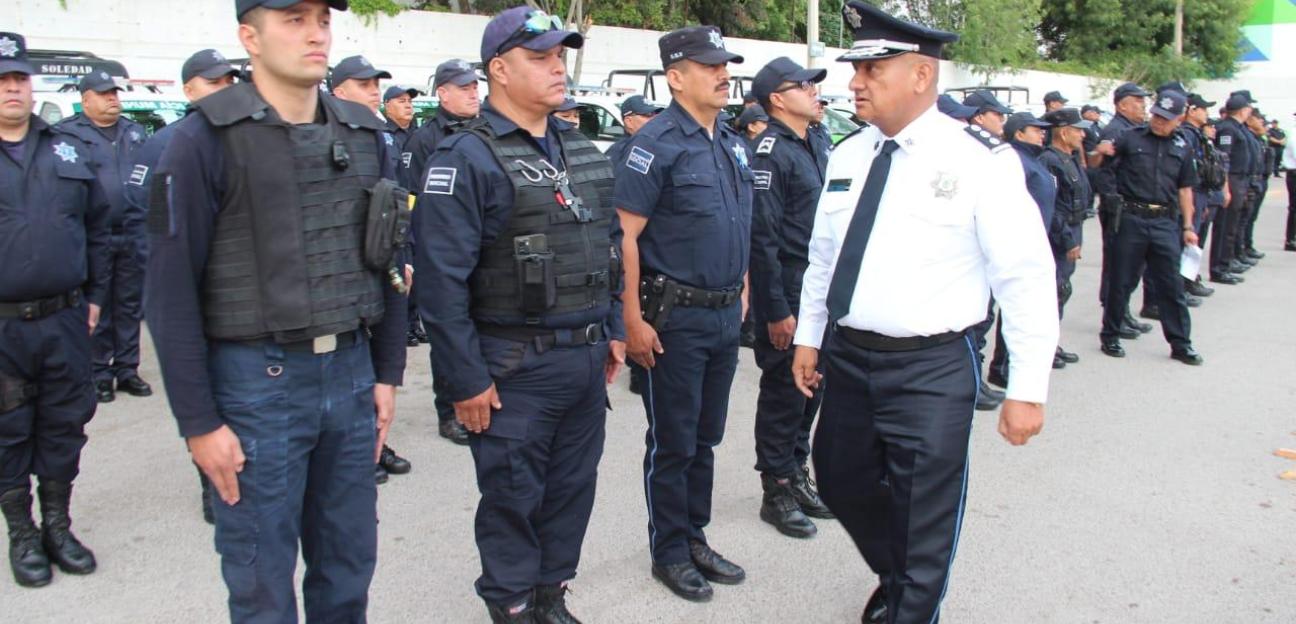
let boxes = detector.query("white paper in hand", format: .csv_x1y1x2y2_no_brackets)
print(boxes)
1180,244,1203,280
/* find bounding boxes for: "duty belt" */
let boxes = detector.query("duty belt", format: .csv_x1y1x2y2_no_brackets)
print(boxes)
641,274,743,310
477,322,605,352
1120,199,1173,219
834,324,966,353
0,289,81,321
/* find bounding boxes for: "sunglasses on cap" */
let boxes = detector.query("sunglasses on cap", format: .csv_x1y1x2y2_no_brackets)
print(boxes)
774,80,816,95
495,10,565,58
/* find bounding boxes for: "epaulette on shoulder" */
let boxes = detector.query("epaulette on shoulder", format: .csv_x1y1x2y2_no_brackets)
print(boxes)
839,124,868,145
754,135,777,155
639,115,676,139
965,124,1012,153
323,94,385,131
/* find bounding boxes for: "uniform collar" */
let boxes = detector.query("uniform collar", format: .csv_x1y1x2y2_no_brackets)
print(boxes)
766,117,810,143
480,100,559,140
384,117,408,134
665,100,716,138
436,109,471,130
884,102,943,155
1012,140,1045,157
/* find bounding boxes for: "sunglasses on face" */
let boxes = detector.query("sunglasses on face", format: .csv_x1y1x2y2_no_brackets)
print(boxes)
774,80,816,94
494,11,565,58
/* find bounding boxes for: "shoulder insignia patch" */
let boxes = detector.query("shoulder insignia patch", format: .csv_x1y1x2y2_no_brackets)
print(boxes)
128,164,148,187
1219,135,1232,146
756,136,776,155
627,146,655,175
964,125,1008,152
752,170,772,190
423,167,457,195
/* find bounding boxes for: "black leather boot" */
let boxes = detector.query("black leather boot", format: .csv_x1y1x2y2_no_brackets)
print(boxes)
487,595,537,624
791,465,834,519
861,583,887,624
759,474,816,538
36,480,96,575
0,487,52,587
534,584,581,624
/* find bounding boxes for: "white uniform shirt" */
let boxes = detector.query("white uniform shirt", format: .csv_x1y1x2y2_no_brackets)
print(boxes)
793,103,1060,403
1282,135,1296,170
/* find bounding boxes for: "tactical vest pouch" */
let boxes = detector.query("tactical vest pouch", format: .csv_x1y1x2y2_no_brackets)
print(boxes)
0,370,37,414
515,234,557,316
363,179,413,272
609,245,623,292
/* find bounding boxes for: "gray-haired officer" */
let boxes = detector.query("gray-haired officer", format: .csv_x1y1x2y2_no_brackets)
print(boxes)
146,1,408,620
746,56,835,541
1097,90,1202,365
56,70,151,404
0,30,109,589
793,3,1058,622
1040,107,1095,365
382,85,420,147
615,25,752,603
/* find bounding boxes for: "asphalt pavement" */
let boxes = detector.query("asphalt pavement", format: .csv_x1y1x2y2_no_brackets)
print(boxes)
4,191,1295,623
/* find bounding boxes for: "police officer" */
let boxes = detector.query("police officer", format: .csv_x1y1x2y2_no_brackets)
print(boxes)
1180,93,1223,298
401,57,481,446
961,89,1012,138
615,25,752,603
126,48,240,526
1243,110,1270,261
1212,93,1256,283
382,85,420,148
1097,90,1202,365
1043,90,1068,113
605,94,662,166
735,104,768,143
792,5,1059,622
1040,107,1095,366
57,70,150,404
1081,104,1104,215
1090,82,1155,337
810,97,833,146
1282,113,1296,250
415,8,624,622
146,1,407,620
0,31,108,590
553,96,581,125
746,56,834,541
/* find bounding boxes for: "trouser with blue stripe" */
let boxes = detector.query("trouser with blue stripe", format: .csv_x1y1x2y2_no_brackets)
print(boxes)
634,304,740,565
814,328,978,624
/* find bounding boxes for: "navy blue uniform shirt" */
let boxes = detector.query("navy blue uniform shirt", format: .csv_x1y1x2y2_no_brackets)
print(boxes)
604,134,631,170
1113,126,1198,205
1011,141,1057,227
124,110,193,260
401,111,471,192
0,116,111,305
1215,117,1254,177
54,113,146,228
748,118,829,322
146,96,408,438
1093,113,1140,195
612,100,754,290
1038,146,1092,253
412,101,625,404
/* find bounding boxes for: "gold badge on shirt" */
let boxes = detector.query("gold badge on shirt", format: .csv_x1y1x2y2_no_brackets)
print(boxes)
931,172,958,199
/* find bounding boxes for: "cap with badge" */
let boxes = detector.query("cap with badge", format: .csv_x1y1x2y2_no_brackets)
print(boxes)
1043,91,1068,105
1186,93,1215,109
235,0,347,19
433,59,478,89
659,26,743,68
1112,82,1150,103
79,71,122,94
620,95,663,117
751,56,826,104
330,55,391,88
181,49,239,84
481,7,583,62
0,32,37,76
1149,90,1187,120
936,94,978,121
736,105,769,131
1003,112,1050,140
1041,107,1093,129
836,0,958,62
962,90,1012,116
383,85,421,102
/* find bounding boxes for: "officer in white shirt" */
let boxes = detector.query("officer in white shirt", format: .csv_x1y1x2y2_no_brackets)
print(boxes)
1283,119,1296,250
790,3,1060,622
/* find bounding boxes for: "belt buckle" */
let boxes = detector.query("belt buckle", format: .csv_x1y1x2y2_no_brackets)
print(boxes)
19,304,36,320
584,324,599,344
312,334,338,355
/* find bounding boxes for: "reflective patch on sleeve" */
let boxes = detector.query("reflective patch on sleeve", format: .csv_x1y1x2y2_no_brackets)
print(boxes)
401,152,412,168
756,136,776,155
752,170,772,191
627,146,655,175
128,164,148,187
1219,135,1232,146
423,167,457,195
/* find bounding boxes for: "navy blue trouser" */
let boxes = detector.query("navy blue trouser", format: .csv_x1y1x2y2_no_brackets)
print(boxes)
0,305,95,491
1241,179,1265,251
469,334,608,608
635,303,740,565
1100,213,1192,351
815,328,979,624
208,336,377,624
752,312,822,477
92,234,144,384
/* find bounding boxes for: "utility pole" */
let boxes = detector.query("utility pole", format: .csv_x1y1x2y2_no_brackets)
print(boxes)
807,0,820,68
1173,0,1184,56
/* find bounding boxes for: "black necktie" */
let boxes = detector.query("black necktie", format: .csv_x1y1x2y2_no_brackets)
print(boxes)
826,139,899,322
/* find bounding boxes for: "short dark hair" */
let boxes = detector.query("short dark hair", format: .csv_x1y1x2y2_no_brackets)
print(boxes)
238,6,266,29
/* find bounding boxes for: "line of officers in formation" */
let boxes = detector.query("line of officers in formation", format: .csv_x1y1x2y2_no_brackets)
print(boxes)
0,0,1289,622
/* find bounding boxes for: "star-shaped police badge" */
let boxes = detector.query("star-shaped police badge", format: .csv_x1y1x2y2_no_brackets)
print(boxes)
708,30,725,49
53,142,78,164
0,37,18,58
931,172,958,199
1159,96,1173,110
843,4,863,29
732,144,748,168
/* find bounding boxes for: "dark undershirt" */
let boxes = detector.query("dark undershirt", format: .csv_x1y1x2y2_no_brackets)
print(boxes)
0,138,25,163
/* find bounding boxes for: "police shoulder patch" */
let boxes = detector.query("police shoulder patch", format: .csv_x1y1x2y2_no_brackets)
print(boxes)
756,136,776,155
1219,135,1232,146
128,164,148,186
423,167,457,195
626,146,655,175
964,124,1009,152
752,170,772,191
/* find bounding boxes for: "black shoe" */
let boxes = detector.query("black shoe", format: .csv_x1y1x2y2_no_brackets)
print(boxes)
1056,346,1080,364
406,331,420,347
1052,353,1067,369
985,369,1008,389
379,445,411,474
1245,248,1265,260
1171,347,1204,366
978,380,1005,402
1284,242,1296,252
1210,273,1243,285
116,375,152,397
861,583,887,624
438,419,470,446
1139,306,1160,320
1100,341,1125,358
975,387,1003,411
651,562,713,602
1232,258,1255,271
791,465,834,519
534,584,581,624
1185,279,1214,297
95,381,114,404
414,327,429,344
0,487,52,588
688,539,745,585
628,373,642,396
374,464,389,485
36,481,95,575
488,597,537,624
199,470,214,525
759,474,816,538
1117,326,1139,340
1185,295,1202,308
1125,313,1152,334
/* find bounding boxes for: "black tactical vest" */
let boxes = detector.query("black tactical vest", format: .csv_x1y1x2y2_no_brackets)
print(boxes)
464,118,615,321
194,83,386,342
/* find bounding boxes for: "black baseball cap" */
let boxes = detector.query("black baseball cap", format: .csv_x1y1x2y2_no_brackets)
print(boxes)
1224,93,1252,112
1186,93,1215,109
620,95,663,117
1113,82,1150,103
1149,90,1187,120
555,97,579,112
659,26,744,68
434,58,477,89
1003,112,1050,139
383,85,420,102
330,55,390,88
1080,104,1102,115
1043,90,1067,104
1230,89,1256,103
0,32,36,76
236,0,347,19
181,49,239,84
937,94,978,121
78,70,122,94
481,6,582,61
1156,80,1186,96
837,0,958,62
1041,107,1093,129
736,104,769,130
752,57,826,104
963,90,1012,115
